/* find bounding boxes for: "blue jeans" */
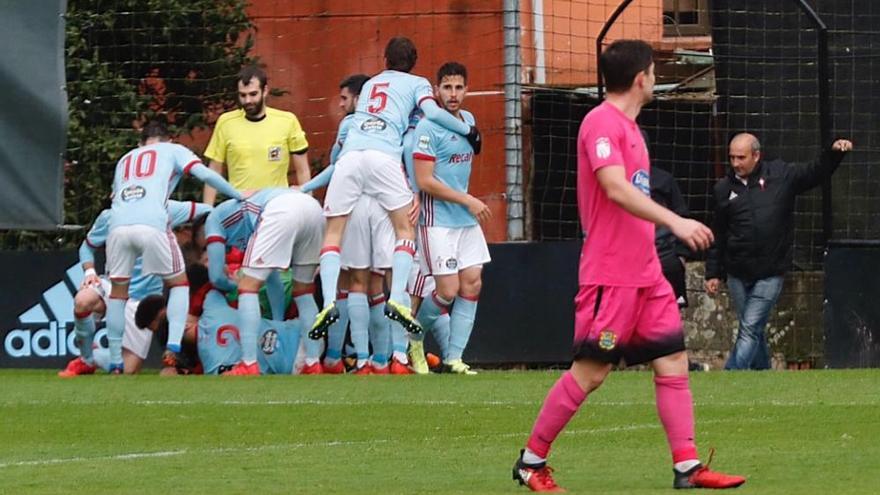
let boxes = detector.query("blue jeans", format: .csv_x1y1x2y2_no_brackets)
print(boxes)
724,275,784,370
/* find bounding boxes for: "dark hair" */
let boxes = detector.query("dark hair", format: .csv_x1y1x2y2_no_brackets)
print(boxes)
437,62,468,84
238,65,268,89
135,294,166,330
600,39,654,93
384,37,418,72
140,119,170,142
187,263,210,294
339,74,370,96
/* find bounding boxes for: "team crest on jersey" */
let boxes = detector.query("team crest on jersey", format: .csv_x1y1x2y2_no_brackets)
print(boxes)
631,169,650,196
598,330,617,351
445,258,459,270
418,135,431,150
595,137,612,159
268,146,282,161
361,117,387,132
260,328,279,354
120,185,146,202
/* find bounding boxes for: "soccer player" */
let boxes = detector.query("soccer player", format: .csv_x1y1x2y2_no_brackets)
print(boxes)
410,62,490,376
203,65,311,204
58,200,212,376
511,40,745,492
210,188,324,376
104,120,241,373
310,37,482,340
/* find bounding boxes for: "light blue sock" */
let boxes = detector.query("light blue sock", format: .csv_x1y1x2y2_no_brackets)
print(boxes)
294,292,322,360
417,291,452,338
432,313,451,361
369,294,390,366
447,296,478,361
348,292,370,360
106,298,126,366
319,248,341,308
391,320,409,355
390,240,416,304
238,292,261,364
73,313,96,364
325,294,349,361
166,285,189,351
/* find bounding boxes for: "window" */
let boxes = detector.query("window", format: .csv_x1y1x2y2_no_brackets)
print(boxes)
663,0,711,37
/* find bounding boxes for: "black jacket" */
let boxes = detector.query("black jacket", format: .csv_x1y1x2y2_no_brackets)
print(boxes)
651,166,691,265
705,148,846,282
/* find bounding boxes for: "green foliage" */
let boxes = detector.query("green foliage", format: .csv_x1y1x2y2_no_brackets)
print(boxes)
0,0,256,250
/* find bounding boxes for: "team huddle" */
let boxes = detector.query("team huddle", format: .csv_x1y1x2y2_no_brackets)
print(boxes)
58,37,490,377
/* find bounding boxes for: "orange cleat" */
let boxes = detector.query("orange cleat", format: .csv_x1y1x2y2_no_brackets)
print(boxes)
673,450,746,489
323,359,346,374
371,363,390,375
390,358,414,375
58,357,97,378
513,451,566,493
223,361,260,376
352,364,372,375
301,362,324,375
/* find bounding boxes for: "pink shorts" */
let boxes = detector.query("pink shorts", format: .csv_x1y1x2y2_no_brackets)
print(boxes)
573,281,685,365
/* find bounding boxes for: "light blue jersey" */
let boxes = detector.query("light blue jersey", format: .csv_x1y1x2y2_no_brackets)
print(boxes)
109,142,239,232
197,289,300,375
412,110,478,228
342,70,471,158
81,201,211,299
402,110,423,192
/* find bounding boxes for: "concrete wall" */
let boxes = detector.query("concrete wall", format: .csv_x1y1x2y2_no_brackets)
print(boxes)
684,263,825,369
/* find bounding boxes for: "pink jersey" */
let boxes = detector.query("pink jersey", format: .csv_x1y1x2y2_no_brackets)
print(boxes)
576,101,663,287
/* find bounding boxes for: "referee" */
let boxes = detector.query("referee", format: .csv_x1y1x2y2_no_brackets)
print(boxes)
203,65,311,204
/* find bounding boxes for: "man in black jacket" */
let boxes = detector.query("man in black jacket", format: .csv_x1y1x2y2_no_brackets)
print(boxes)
704,133,852,370
652,165,692,308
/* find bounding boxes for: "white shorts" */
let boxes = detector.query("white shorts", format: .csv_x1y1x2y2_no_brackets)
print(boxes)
407,257,436,300
243,192,325,282
90,280,152,359
324,149,413,216
418,224,491,276
341,195,395,270
106,225,184,279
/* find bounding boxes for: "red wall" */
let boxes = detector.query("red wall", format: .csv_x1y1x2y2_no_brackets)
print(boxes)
244,0,508,242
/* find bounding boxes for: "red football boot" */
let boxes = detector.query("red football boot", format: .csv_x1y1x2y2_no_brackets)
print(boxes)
301,362,324,375
322,359,345,374
390,358,414,375
674,450,746,489
352,364,372,375
223,361,260,376
58,357,97,378
371,363,390,375
512,451,565,492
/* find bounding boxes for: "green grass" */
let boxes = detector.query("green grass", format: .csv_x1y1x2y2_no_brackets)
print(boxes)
0,369,878,494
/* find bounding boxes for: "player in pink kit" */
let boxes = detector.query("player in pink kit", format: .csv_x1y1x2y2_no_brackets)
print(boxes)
512,40,746,493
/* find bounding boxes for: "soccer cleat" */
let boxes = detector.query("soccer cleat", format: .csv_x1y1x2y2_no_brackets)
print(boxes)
512,450,565,492
162,349,181,369
224,361,260,376
384,300,422,335
445,359,477,375
426,352,442,369
301,362,324,375
309,303,339,340
58,357,97,378
323,359,346,374
108,363,124,375
673,450,746,489
352,364,372,375
390,358,414,375
371,363,390,375
408,340,430,375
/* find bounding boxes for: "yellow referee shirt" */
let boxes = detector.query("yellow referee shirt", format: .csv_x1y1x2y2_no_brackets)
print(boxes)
204,106,309,190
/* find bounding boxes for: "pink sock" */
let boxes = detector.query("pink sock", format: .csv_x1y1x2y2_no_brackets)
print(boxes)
654,375,698,463
526,371,587,458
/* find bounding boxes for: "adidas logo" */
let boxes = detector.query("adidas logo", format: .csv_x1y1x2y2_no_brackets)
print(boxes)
3,263,106,359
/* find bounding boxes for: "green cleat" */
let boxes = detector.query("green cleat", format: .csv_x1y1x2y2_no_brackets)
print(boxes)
444,359,477,375
408,340,430,375
309,302,339,340
384,300,422,334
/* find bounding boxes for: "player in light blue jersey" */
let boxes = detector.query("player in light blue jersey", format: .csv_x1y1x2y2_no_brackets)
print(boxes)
313,37,484,342
410,63,492,375
59,200,212,377
104,120,241,373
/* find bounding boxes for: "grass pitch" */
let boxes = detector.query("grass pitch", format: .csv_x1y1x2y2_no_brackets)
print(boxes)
0,369,878,494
